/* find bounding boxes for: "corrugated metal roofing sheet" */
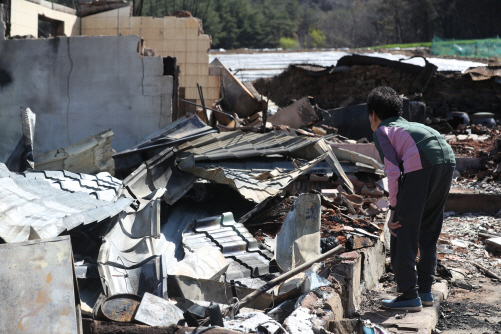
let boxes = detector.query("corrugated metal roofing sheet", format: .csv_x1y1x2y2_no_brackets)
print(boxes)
179,153,327,203
22,169,122,201
183,212,274,279
114,115,218,158
0,165,132,243
178,131,326,161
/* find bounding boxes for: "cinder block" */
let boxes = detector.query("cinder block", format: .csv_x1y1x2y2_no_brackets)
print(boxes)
187,28,198,40
175,18,187,28
106,17,118,29
118,17,130,28
137,28,147,39
208,75,220,88
130,28,140,36
179,76,186,87
152,18,163,29
186,41,198,52
130,17,141,29
164,16,175,29
81,17,90,30
185,75,198,87
143,76,164,96
185,87,198,99
186,51,198,64
95,28,107,36
175,27,186,40
198,34,210,41
197,64,209,76
179,63,186,76
175,51,186,64
143,56,163,77
141,17,152,29
150,28,163,39
198,39,211,52
119,28,129,36
208,87,220,100
163,29,175,40
196,76,208,88
186,65,197,76
149,40,163,53
163,40,174,52
95,17,107,29
174,39,187,52
106,28,117,36
197,52,209,64
186,17,199,28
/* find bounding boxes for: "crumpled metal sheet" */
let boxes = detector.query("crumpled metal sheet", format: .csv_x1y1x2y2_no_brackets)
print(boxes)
179,153,327,203
0,236,81,334
331,146,384,174
275,194,321,272
177,131,324,161
114,114,217,157
112,115,218,174
183,212,274,279
98,190,166,297
169,245,229,280
34,129,115,175
167,275,274,310
178,132,353,194
118,147,196,205
134,292,185,327
22,169,122,201
0,166,132,243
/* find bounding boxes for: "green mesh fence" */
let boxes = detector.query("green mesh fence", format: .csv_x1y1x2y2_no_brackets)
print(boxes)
431,36,501,58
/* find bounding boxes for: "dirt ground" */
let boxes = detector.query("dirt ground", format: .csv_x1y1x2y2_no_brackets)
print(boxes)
439,278,501,334
358,260,501,334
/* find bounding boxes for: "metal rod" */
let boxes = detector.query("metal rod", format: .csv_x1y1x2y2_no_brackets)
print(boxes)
237,245,345,308
181,99,236,125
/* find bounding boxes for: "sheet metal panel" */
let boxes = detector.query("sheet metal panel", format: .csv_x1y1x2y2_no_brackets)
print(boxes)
0,236,81,333
0,167,132,243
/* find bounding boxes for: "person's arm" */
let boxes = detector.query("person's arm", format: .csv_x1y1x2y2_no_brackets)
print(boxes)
383,156,401,208
374,127,401,208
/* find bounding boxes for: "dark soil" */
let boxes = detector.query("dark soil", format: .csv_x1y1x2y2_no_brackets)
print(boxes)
437,301,501,333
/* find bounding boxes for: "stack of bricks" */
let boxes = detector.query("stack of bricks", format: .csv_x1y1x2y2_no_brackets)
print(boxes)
81,7,220,115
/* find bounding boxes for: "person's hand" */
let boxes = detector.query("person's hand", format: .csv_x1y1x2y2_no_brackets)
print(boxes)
388,212,401,237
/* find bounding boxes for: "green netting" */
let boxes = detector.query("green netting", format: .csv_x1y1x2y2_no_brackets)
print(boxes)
431,36,501,58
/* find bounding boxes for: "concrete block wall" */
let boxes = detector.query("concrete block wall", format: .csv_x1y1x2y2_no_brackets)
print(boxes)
81,9,220,114
0,35,173,161
10,0,80,37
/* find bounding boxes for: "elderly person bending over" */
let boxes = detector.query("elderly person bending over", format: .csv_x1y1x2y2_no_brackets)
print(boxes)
367,86,455,312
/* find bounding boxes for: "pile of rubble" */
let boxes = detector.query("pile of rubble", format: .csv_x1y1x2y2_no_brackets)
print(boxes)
0,100,390,333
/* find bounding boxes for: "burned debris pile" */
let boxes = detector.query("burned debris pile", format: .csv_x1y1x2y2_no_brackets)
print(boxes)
0,65,393,333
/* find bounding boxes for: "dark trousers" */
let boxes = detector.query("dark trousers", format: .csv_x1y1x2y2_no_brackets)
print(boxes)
391,163,455,299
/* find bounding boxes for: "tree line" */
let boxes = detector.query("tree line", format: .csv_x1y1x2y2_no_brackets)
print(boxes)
54,0,501,49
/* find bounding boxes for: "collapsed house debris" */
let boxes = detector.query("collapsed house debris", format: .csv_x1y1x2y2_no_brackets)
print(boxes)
1,1,501,333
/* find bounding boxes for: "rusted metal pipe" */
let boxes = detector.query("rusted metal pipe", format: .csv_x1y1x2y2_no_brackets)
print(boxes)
237,245,345,308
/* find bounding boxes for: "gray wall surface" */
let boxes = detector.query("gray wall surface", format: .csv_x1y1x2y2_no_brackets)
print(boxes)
0,35,173,161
